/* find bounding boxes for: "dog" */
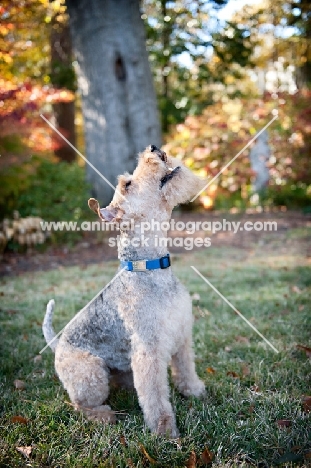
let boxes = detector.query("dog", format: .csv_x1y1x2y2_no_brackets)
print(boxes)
43,144,206,437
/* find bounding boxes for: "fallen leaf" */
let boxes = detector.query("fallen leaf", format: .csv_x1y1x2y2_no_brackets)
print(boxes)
14,379,26,390
16,446,32,458
298,305,305,311
186,450,196,468
33,355,42,363
224,346,232,352
241,364,250,377
127,459,135,468
248,405,255,414
302,396,311,412
297,344,311,358
250,385,261,393
305,451,311,460
199,447,213,465
277,419,291,428
291,285,302,294
236,336,250,344
227,371,240,378
206,367,216,374
11,416,28,425
291,445,302,452
120,435,127,446
139,444,157,465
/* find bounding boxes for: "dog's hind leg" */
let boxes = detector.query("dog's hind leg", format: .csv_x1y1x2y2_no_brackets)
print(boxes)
55,345,115,423
171,339,206,398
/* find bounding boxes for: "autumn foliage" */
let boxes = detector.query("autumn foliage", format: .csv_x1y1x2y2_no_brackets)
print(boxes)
164,91,311,209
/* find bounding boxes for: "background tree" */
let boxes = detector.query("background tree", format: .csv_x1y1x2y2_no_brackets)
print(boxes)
65,0,161,205
277,0,311,88
142,0,254,132
225,0,311,92
50,5,77,162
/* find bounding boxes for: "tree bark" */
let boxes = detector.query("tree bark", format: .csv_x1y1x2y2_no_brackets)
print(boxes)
51,20,76,162
65,0,161,204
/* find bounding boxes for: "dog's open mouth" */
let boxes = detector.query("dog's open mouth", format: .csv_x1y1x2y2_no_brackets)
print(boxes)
160,166,181,188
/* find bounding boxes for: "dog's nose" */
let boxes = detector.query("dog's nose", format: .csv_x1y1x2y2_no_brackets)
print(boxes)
150,145,158,152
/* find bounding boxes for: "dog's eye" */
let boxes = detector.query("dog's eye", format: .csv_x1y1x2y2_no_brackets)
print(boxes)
125,181,132,189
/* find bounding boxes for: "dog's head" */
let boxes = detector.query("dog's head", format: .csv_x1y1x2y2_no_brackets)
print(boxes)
88,145,206,224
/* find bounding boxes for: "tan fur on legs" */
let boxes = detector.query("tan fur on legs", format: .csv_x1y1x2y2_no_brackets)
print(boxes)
131,347,179,438
55,345,115,422
171,339,206,398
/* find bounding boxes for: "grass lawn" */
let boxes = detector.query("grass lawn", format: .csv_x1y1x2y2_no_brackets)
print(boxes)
0,225,311,467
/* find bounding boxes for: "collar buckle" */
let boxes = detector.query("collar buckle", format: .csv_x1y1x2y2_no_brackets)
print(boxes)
132,260,147,271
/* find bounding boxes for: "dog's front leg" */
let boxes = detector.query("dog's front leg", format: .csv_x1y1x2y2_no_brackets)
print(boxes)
131,346,179,438
171,338,206,397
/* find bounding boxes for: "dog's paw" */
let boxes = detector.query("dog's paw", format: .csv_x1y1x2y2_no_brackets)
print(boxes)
180,379,206,398
156,414,179,439
78,404,116,424
191,379,206,397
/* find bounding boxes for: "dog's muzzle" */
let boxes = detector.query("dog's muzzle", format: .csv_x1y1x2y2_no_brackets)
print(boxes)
150,144,167,163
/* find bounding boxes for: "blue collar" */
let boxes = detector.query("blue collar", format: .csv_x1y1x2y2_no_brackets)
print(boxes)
120,254,171,272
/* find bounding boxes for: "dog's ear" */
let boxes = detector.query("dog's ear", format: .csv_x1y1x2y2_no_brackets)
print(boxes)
161,158,207,207
88,198,101,218
88,198,123,223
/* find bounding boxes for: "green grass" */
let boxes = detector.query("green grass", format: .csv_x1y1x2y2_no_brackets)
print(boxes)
0,238,311,467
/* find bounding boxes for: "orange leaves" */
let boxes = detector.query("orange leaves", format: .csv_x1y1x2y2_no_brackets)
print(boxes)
199,447,214,465
164,92,311,209
0,79,74,153
206,362,251,380
297,344,311,358
186,448,214,467
138,444,214,467
302,396,311,413
186,451,196,468
11,415,28,424
139,444,157,465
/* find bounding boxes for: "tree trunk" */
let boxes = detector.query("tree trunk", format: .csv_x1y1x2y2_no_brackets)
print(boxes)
51,20,76,162
65,0,161,205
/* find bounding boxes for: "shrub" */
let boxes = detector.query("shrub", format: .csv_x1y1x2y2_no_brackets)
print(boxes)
0,157,93,245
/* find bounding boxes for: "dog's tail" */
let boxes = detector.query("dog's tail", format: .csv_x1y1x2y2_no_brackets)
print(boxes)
42,299,58,352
